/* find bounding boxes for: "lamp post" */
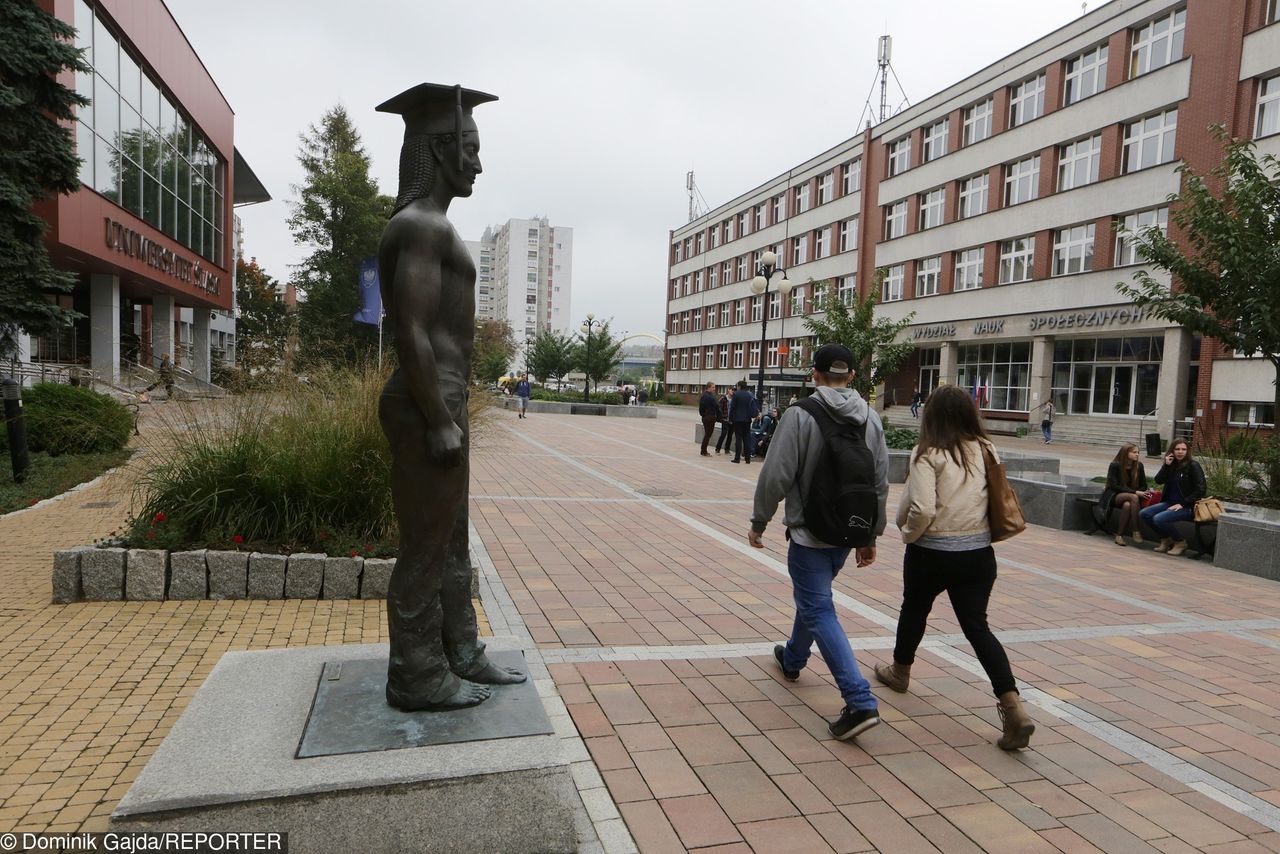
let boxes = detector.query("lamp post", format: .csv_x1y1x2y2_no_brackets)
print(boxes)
750,250,793,406
524,336,534,379
579,312,601,403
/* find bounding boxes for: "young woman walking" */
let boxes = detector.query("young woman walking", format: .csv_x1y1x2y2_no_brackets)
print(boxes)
1139,439,1206,556
1104,443,1152,547
877,384,1035,750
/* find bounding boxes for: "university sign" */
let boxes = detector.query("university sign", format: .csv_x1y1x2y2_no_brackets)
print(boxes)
910,306,1152,342
104,217,221,296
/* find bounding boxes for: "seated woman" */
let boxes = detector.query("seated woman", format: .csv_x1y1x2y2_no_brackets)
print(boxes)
1104,443,1152,547
753,408,780,457
1139,439,1207,556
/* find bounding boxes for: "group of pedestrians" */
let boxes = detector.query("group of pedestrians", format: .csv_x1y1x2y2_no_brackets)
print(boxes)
748,344,1035,749
1103,438,1206,555
698,381,772,463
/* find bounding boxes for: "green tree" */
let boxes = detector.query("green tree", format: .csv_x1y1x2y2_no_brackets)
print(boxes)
805,273,916,401
234,257,292,376
287,105,392,366
574,321,623,400
527,328,575,388
0,2,88,359
1117,128,1280,465
472,318,516,385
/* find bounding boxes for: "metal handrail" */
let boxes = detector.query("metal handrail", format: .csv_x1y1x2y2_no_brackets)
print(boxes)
1138,408,1158,443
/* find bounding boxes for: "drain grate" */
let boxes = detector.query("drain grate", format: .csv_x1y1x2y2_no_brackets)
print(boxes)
636,485,682,498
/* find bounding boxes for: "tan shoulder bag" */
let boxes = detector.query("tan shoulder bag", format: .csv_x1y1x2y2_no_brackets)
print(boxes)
982,442,1027,542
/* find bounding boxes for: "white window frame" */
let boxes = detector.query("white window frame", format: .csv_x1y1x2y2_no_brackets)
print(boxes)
736,255,748,281
1228,402,1275,426
733,344,744,369
915,256,941,297
1064,44,1109,105
721,303,731,327
955,247,984,291
705,306,715,330
888,136,912,177
734,300,745,325
1115,207,1169,266
772,194,785,223
882,265,905,302
791,235,808,266
812,282,828,306
791,287,805,316
918,187,945,230
695,233,704,253
885,200,908,239
710,227,719,249
673,242,682,263
1057,134,1101,191
1123,109,1178,173
768,291,781,320
1257,75,1280,138
722,260,732,286
837,276,856,305
723,218,733,242
794,183,810,215
999,236,1035,284
751,295,763,323
817,171,834,204
922,119,949,161
839,218,858,252
708,266,718,289
737,211,749,237
958,173,988,218
842,158,861,194
1130,8,1186,78
767,340,779,368
749,342,761,368
719,345,729,369
815,226,831,259
754,203,766,231
691,348,700,370
963,97,993,145
1004,155,1040,206
1009,73,1046,127
1052,223,1095,276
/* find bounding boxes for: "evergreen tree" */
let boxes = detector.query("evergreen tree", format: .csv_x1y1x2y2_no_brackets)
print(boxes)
0,1,88,360
287,105,392,366
573,321,623,399
527,328,575,388
234,257,292,375
804,273,916,401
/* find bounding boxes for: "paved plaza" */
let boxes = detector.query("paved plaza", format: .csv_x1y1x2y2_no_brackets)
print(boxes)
4,404,1280,852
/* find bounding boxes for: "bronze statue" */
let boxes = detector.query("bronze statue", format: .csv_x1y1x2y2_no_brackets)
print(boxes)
376,83,525,711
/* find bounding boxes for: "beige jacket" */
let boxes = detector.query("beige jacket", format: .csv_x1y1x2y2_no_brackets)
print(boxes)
896,439,995,544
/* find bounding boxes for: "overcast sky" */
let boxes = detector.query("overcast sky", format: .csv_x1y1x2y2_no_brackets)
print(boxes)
168,0,1089,337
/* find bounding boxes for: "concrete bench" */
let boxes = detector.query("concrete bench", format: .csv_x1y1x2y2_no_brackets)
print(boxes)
501,398,656,418
1008,474,1106,531
1213,504,1280,581
1077,496,1218,556
886,449,1059,484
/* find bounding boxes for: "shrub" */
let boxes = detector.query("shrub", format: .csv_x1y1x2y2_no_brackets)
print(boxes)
883,426,919,450
1222,431,1263,461
662,394,684,405
17,384,132,455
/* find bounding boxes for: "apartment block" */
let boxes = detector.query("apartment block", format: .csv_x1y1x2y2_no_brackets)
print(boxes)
469,217,573,358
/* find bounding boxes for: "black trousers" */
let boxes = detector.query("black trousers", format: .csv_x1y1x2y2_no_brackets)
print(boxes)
893,544,1016,697
732,422,752,461
700,416,718,453
715,420,732,452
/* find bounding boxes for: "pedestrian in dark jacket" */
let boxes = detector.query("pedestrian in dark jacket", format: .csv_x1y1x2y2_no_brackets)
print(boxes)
728,381,758,464
714,392,732,453
1140,439,1207,556
1103,443,1152,546
698,382,719,456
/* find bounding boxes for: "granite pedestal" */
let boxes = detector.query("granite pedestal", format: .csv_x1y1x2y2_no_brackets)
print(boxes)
1213,506,1280,580
1009,473,1101,531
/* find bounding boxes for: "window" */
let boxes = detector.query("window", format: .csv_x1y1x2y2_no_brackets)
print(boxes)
999,236,1035,283
737,211,749,237
721,303,731,327
919,188,945,230
710,227,719,249
670,351,679,369
883,265,905,302
1115,207,1169,265
733,344,744,368
955,247,985,290
1269,0,1278,23
1052,224,1095,275
791,287,806,315
1257,76,1280,138
815,227,831,259
916,256,941,297
1009,74,1046,127
888,136,911,176
1064,44,1108,105
694,270,703,292
723,219,733,242
772,195,785,223
734,300,745,324
958,173,988,218
1004,155,1040,206
837,276,856,305
692,310,702,332
681,312,691,333
751,296,763,322
719,346,729,368
695,233,704,253
791,235,808,266
1228,403,1275,426
767,341,779,368
673,242,682,263
958,342,1034,412
755,203,766,230
708,265,717,289
705,306,715,329
817,171,834,204
885,200,908,239
812,281,828,306
1123,109,1177,172
736,255,748,281
791,339,806,366
722,260,732,285
1130,8,1186,78
923,119,949,161
769,292,781,320
839,218,858,252
793,184,810,215
1058,134,1101,190
842,158,861,194
749,342,761,368
963,98,993,145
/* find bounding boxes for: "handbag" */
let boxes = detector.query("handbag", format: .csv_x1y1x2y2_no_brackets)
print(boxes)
1141,489,1162,508
1193,497,1223,523
981,441,1026,542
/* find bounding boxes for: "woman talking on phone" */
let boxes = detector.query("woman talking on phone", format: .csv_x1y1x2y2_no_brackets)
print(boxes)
1138,439,1206,556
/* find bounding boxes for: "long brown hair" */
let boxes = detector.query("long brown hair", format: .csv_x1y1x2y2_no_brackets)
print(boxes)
1166,438,1194,469
917,384,991,475
1112,443,1141,488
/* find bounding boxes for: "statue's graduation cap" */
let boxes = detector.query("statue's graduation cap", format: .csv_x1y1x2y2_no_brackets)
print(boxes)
376,83,497,137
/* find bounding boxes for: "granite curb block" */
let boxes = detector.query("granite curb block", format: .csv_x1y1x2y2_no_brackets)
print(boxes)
501,398,657,418
51,549,397,603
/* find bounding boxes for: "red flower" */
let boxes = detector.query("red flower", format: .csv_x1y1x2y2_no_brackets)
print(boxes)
349,549,358,557
145,530,156,540
363,543,373,553
153,512,168,523
232,534,244,544
28,498,39,506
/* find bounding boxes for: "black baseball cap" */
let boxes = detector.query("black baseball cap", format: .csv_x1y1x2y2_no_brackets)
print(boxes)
813,343,854,375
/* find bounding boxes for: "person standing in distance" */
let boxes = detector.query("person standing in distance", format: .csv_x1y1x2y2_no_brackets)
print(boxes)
910,387,923,418
514,374,531,419
728,380,758,464
1040,400,1056,444
698,382,719,456
749,344,890,740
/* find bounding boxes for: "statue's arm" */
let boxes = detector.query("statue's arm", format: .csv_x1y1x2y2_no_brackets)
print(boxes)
388,228,454,433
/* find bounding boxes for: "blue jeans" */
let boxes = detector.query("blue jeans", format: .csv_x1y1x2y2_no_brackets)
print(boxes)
1041,420,1052,442
1139,501,1194,539
781,542,877,711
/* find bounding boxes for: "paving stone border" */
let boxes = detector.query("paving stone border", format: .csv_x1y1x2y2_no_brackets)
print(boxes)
51,548,397,603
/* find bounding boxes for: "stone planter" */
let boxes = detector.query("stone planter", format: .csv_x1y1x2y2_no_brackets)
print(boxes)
51,548,399,603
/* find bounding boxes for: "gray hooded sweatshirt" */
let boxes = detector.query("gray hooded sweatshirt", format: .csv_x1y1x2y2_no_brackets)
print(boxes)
750,386,890,548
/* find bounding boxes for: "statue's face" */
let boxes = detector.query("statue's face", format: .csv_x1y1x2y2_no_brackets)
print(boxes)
437,118,482,198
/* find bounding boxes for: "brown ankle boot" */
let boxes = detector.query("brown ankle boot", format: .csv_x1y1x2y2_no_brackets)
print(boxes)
1167,540,1188,556
874,662,911,693
996,691,1035,750
1154,538,1171,553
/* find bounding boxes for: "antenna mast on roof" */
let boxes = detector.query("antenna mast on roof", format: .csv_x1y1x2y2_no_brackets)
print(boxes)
878,35,892,123
686,171,710,223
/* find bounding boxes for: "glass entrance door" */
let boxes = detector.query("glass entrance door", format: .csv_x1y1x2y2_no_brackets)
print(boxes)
1091,365,1135,415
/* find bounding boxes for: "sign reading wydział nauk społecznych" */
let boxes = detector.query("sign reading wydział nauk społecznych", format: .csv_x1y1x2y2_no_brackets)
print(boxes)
910,307,1151,341
103,217,222,296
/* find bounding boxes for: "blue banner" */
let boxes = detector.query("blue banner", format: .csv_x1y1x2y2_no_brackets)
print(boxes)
353,257,382,326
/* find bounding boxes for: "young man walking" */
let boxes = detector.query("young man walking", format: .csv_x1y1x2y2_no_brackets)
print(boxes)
748,344,890,740
514,374,531,419
1040,400,1055,444
728,381,758,464
698,382,719,456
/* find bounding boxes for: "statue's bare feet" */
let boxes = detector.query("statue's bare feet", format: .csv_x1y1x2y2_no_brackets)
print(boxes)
388,680,490,712
466,661,528,685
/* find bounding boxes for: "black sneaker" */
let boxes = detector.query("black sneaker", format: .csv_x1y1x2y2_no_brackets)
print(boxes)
773,645,799,681
828,707,880,741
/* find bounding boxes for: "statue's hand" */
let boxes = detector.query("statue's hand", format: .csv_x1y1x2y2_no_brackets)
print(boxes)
427,422,465,467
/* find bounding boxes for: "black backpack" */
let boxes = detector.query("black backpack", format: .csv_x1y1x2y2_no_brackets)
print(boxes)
795,396,878,548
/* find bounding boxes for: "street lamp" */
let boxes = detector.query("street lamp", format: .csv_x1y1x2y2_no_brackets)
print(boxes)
749,250,793,405
524,336,534,378
579,312,601,402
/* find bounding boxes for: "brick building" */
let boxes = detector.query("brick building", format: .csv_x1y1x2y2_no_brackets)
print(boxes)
665,0,1280,446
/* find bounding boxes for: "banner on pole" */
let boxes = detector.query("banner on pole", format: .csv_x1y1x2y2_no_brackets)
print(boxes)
353,257,382,326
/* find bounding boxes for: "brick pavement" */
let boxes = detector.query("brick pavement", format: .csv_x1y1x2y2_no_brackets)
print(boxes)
5,402,1280,852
